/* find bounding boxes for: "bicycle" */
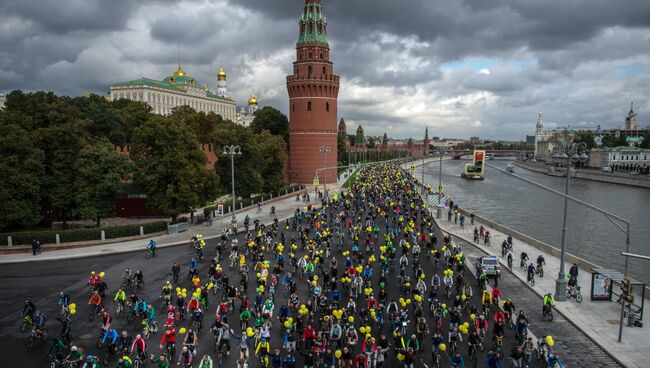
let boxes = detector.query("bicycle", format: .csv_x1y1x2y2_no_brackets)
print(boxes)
217,340,229,366
543,304,554,321
145,247,156,259
115,300,125,319
142,319,159,340
492,336,503,353
566,285,583,303
528,272,535,287
88,304,101,322
102,343,118,366
536,264,544,278
25,327,48,349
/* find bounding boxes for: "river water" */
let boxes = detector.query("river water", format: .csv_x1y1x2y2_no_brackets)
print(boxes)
422,159,650,284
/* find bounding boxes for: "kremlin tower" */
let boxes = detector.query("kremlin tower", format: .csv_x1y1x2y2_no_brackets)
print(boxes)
286,0,340,184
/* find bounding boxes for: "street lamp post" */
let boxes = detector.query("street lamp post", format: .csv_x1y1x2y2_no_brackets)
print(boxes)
320,145,331,195
551,141,588,301
223,145,242,228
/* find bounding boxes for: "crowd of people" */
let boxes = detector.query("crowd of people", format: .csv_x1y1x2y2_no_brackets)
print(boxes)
25,162,565,368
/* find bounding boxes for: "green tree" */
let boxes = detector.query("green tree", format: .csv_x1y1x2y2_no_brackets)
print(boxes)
0,118,45,230
639,131,650,149
33,122,90,222
74,139,134,226
254,130,287,193
250,106,289,142
110,99,152,146
130,116,219,222
573,130,595,149
602,134,627,147
214,122,264,198
169,106,222,142
337,135,348,165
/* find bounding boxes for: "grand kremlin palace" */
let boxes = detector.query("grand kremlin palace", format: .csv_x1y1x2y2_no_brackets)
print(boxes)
109,65,237,122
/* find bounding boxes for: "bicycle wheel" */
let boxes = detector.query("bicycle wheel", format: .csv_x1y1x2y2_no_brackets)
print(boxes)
143,328,150,340
576,293,583,303
20,320,28,333
25,335,35,349
530,278,535,287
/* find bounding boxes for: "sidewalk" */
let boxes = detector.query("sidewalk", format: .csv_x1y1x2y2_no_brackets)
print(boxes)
0,179,346,265
436,213,648,368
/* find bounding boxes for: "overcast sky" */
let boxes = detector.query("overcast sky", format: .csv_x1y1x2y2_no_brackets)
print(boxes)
1,0,649,139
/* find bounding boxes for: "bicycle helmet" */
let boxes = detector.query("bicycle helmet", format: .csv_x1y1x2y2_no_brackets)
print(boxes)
71,346,78,351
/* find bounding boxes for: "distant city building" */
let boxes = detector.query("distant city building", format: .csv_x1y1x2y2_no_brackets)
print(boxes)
0,91,5,110
234,92,259,127
110,64,237,121
533,112,557,159
587,146,649,173
469,136,481,145
625,102,639,130
525,135,536,145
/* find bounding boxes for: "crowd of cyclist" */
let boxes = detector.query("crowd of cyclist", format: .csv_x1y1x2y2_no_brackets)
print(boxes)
24,162,566,368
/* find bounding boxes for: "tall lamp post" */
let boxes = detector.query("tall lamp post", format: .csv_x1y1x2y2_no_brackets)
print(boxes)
551,141,588,301
223,145,242,228
320,145,331,194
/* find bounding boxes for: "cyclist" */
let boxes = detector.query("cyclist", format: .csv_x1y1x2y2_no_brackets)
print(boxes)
150,354,170,368
114,288,126,309
117,355,133,368
172,263,181,281
130,333,147,360
23,299,36,321
66,346,84,366
198,354,213,368
88,291,102,314
117,330,132,356
543,293,555,316
82,354,100,368
161,281,173,305
147,239,157,257
526,263,535,283
160,328,177,359
32,311,47,337
450,350,465,367
101,310,112,331
102,326,120,349
177,345,193,367
58,292,71,313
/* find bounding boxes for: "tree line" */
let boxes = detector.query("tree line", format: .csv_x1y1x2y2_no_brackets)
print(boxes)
0,91,289,230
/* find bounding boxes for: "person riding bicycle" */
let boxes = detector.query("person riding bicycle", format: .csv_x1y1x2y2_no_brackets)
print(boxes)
58,292,71,312
160,328,177,359
178,345,193,367
114,287,126,307
82,354,99,368
183,328,198,354
450,351,465,367
117,355,133,368
130,334,147,359
468,330,481,351
134,270,144,287
101,310,112,331
191,307,204,331
526,263,535,283
519,252,529,269
161,281,173,304
66,346,84,365
88,291,102,312
150,354,171,368
506,249,514,267
543,293,555,316
23,299,36,322
147,239,157,257
102,326,120,348
116,330,132,355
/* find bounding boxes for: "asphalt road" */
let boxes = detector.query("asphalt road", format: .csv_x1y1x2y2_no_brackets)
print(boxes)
0,194,617,368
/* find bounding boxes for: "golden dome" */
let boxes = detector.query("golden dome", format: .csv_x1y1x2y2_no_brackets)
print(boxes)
174,65,186,77
217,66,226,80
248,93,258,105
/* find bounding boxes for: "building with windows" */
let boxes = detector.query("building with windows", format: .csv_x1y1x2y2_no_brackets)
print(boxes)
234,93,259,127
110,65,237,121
0,91,5,110
587,146,650,173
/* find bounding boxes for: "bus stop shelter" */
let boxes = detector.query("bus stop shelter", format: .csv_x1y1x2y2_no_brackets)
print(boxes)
591,268,645,323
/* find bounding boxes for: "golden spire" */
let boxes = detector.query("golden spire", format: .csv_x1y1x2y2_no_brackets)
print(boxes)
174,65,186,77
218,66,226,81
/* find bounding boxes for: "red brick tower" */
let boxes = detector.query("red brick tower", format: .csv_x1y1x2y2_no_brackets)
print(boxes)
287,0,340,184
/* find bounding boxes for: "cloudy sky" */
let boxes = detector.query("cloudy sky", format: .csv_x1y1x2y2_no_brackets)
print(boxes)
1,0,649,139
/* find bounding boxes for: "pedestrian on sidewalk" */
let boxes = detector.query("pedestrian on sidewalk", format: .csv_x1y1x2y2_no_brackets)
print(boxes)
31,239,38,256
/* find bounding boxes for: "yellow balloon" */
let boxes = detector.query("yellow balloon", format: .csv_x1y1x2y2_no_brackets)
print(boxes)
548,340,554,347
441,303,447,309
439,343,447,351
470,313,476,320
99,272,105,278
348,316,354,323
461,294,467,301
69,309,77,315
360,327,366,334
397,353,405,361
284,321,290,328
179,327,187,334
69,303,76,310
365,326,371,333
463,322,470,329
335,350,342,359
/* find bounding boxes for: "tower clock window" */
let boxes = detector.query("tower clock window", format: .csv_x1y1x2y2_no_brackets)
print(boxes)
307,101,312,111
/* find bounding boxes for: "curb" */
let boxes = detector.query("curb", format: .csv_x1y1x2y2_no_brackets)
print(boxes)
436,220,631,368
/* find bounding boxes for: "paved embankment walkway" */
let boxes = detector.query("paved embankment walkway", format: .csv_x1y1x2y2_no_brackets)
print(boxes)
0,178,346,264
434,204,648,368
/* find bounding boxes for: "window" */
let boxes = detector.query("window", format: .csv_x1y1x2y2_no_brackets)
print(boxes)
323,66,326,74
292,103,295,112
309,52,313,59
326,102,330,112
308,65,312,76
307,101,312,111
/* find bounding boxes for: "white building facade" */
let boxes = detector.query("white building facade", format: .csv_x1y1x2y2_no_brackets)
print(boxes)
110,65,237,121
0,92,5,110
235,93,259,127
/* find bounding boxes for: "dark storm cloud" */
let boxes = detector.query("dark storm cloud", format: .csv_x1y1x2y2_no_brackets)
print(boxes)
0,0,649,139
